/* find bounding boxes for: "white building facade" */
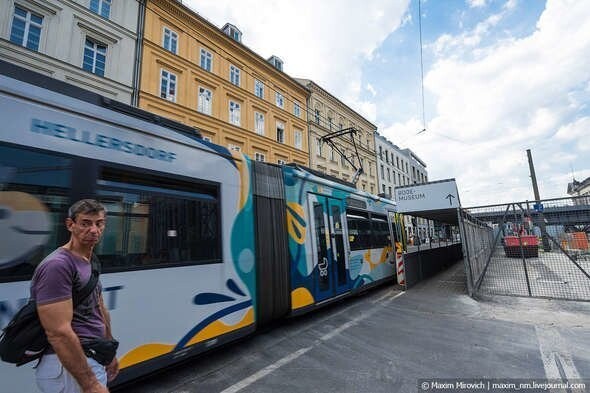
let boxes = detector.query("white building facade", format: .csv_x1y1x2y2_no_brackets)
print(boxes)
375,133,414,199
375,132,434,243
0,0,139,103
402,148,432,242
567,177,590,205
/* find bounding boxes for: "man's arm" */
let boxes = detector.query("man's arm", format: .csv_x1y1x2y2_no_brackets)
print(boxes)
37,300,108,393
99,294,119,382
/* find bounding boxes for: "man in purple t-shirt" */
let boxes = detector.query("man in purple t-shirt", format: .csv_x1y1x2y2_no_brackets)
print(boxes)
31,199,117,393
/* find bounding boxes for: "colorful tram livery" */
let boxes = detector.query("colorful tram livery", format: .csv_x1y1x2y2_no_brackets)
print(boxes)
0,63,399,391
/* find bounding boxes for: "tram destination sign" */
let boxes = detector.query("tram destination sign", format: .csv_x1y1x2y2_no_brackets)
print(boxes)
395,179,460,213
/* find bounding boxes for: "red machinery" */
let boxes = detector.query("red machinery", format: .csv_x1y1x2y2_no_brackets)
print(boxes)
503,228,539,258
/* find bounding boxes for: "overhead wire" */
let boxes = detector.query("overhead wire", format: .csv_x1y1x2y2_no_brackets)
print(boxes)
417,0,426,135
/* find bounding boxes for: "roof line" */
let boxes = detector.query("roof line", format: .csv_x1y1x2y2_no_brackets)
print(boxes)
163,0,309,94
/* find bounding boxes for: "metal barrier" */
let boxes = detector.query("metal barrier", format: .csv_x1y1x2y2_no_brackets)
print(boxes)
460,197,590,301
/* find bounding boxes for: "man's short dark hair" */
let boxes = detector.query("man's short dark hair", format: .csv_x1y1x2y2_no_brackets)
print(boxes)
68,199,106,221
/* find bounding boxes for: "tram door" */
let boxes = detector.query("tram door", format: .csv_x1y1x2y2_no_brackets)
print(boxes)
310,195,348,302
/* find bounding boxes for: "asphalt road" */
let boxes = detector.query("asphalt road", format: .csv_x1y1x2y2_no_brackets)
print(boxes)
117,262,590,393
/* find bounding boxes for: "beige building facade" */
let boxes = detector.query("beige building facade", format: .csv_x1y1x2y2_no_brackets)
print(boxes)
0,0,139,103
295,79,378,193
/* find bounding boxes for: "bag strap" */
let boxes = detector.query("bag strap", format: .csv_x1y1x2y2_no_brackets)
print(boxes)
71,254,100,307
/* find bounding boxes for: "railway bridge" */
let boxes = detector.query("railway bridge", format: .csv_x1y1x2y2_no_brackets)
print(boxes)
470,201,590,231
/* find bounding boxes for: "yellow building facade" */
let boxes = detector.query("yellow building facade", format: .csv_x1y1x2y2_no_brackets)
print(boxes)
139,0,309,166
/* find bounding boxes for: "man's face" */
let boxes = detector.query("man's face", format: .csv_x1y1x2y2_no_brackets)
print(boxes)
66,211,106,247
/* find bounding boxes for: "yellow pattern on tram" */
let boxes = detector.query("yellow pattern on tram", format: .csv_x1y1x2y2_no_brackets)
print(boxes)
291,287,314,309
184,307,254,347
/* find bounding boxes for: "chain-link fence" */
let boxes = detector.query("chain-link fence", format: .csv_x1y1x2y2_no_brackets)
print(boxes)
460,196,590,301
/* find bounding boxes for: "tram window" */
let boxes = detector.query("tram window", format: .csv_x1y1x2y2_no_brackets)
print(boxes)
96,168,221,270
346,209,371,251
371,214,390,248
0,145,71,282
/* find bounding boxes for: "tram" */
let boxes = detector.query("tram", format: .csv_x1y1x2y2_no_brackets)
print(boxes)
0,61,399,391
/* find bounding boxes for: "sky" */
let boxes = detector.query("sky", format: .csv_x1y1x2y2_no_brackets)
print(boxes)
183,0,590,206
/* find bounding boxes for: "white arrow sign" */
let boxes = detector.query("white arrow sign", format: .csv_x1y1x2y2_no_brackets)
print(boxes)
395,179,460,212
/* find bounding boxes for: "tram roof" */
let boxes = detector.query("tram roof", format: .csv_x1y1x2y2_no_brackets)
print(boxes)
0,60,202,141
286,163,396,206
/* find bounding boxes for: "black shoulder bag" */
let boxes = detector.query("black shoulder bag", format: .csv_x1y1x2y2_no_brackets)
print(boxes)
0,258,100,366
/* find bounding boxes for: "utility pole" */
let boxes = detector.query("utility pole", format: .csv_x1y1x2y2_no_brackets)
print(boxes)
526,149,550,251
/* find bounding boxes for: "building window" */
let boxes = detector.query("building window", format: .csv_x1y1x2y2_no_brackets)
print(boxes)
294,101,301,117
229,65,240,86
90,0,111,18
275,92,284,109
255,112,265,136
269,56,283,71
382,184,386,193
10,6,43,51
330,147,336,161
294,129,302,150
200,49,212,72
381,165,384,180
223,23,242,42
314,109,320,124
389,186,392,196
328,117,333,130
160,69,177,101
229,100,241,126
82,38,107,76
379,146,382,158
277,159,286,165
254,79,264,99
276,121,285,143
228,144,241,152
387,168,391,182
198,87,212,115
163,27,178,54
398,173,401,184
396,157,399,168
255,152,265,162
316,138,323,157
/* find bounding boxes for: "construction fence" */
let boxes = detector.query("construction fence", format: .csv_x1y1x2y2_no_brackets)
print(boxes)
459,196,590,301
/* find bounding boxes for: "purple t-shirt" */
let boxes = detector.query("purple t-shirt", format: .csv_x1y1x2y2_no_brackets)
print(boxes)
30,248,105,343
